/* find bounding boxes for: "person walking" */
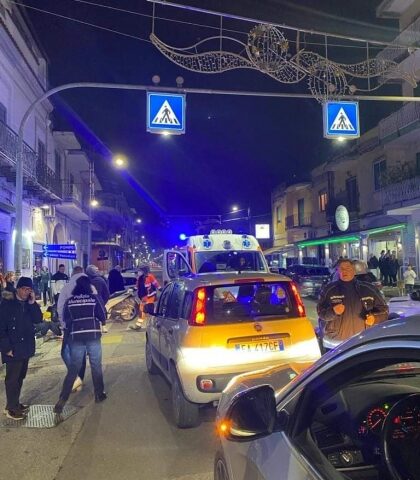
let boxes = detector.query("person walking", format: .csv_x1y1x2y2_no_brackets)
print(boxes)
403,265,417,294
51,264,69,303
0,277,43,420
5,271,16,293
108,265,125,294
54,275,107,414
39,266,52,306
317,259,389,350
57,266,88,392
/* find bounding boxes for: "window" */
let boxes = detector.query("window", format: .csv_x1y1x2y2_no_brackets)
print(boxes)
276,206,282,223
157,284,172,317
373,158,386,191
297,198,305,226
55,151,61,178
346,176,359,211
0,102,6,124
37,140,46,162
318,190,328,212
167,283,184,318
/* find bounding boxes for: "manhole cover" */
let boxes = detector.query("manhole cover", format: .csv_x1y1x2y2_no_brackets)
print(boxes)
0,404,78,428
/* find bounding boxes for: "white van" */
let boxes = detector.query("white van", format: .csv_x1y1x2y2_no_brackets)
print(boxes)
162,230,270,284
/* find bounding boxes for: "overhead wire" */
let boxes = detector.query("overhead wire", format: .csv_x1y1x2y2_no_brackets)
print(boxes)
37,0,388,51
10,0,152,43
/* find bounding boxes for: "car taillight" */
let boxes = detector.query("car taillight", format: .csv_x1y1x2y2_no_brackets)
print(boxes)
291,282,306,317
190,287,207,326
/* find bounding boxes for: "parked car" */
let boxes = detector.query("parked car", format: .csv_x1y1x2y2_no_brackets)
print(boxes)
144,272,321,428
285,264,330,297
215,315,420,480
388,289,420,318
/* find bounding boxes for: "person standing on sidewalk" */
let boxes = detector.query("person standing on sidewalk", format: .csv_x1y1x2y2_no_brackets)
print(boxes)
403,265,417,294
108,265,125,294
39,266,52,306
0,277,43,420
51,264,69,304
54,275,107,414
317,259,389,350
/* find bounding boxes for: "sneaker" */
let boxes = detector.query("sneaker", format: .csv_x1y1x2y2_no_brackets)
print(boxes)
53,399,66,414
95,392,107,403
71,376,83,393
101,325,108,333
129,323,142,331
5,409,26,420
19,403,30,412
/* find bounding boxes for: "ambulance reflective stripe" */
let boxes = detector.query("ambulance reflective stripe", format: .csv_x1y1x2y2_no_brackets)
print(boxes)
330,108,355,131
152,100,180,125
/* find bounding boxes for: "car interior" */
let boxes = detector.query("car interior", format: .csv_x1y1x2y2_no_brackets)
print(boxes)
303,359,420,480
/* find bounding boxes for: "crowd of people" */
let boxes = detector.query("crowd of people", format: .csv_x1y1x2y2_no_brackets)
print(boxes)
0,262,159,421
367,250,417,291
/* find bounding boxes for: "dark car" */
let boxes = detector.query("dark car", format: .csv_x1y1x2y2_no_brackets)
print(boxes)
285,264,330,297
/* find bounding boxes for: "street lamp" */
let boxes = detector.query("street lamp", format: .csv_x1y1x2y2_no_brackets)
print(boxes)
136,218,142,224
90,198,99,208
113,154,128,169
231,205,239,212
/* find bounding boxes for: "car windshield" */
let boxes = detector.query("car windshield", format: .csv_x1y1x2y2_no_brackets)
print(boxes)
195,251,266,273
206,281,296,324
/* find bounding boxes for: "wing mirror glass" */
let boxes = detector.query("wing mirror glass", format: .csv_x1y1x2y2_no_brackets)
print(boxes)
269,267,280,274
219,385,278,441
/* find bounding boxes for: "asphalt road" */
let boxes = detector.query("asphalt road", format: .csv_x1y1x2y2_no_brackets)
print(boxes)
0,324,217,480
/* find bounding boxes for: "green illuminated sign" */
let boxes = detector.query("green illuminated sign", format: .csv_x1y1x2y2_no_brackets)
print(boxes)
298,235,360,248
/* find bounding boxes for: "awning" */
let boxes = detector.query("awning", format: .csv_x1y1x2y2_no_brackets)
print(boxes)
263,245,295,254
362,223,406,236
297,234,360,248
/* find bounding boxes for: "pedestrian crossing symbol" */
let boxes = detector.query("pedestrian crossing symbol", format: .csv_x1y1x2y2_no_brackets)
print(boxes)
323,101,360,139
147,92,186,135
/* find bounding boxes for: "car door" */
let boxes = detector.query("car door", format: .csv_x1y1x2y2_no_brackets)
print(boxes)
150,283,173,370
159,282,185,377
163,250,192,285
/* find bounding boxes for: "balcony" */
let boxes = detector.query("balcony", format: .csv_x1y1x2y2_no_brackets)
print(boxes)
55,181,89,221
285,214,312,230
0,120,61,200
379,102,420,142
381,175,420,214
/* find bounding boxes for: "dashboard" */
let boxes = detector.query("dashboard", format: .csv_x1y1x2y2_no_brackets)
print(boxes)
311,380,420,477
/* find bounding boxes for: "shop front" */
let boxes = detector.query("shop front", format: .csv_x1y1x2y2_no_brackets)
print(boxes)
297,234,361,266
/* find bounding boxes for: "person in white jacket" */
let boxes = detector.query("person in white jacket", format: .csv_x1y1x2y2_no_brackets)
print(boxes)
403,265,417,293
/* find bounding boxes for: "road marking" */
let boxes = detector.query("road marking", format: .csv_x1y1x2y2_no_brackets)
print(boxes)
101,335,123,345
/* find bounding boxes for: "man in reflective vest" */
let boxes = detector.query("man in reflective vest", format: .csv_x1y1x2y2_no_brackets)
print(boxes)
130,265,160,330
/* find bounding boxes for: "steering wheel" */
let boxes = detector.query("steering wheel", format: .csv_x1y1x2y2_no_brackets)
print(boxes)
381,393,420,480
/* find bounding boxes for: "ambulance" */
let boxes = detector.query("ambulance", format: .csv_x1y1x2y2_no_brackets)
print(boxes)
162,229,270,284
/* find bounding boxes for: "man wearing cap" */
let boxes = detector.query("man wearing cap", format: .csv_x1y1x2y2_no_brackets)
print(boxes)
0,277,43,420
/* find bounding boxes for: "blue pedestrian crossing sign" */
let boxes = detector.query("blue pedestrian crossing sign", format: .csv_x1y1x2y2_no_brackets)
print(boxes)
147,92,186,135
323,101,360,139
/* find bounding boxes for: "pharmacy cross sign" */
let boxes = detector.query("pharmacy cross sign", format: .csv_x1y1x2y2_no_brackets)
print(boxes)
147,92,186,135
323,101,360,139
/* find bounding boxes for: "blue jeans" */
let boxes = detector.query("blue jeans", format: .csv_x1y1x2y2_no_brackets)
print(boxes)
58,338,104,402
61,331,86,381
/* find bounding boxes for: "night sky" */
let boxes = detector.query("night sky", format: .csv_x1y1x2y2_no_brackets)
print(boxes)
21,0,402,244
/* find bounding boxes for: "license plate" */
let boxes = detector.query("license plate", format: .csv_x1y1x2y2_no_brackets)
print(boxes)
234,339,285,352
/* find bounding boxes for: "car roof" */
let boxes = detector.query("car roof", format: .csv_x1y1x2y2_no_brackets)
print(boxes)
320,315,420,364
174,272,292,289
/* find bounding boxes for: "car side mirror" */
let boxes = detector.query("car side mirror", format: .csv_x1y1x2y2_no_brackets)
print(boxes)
219,385,278,442
270,267,280,274
143,303,155,315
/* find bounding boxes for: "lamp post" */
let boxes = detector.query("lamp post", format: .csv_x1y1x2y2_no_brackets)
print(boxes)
226,205,252,234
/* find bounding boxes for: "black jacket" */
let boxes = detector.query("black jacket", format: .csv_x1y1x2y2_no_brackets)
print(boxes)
88,274,110,305
317,279,389,342
0,291,43,363
63,293,106,342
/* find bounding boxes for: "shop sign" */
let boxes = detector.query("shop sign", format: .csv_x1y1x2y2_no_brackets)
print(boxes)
335,205,349,232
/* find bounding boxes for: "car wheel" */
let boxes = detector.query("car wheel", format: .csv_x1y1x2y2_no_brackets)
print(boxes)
214,451,230,480
145,338,159,375
120,299,137,321
171,366,199,428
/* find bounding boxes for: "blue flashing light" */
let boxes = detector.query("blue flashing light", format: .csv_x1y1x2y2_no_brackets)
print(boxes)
179,233,187,241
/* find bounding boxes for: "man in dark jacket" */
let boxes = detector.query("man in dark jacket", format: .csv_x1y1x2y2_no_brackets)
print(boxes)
108,265,125,294
86,265,110,305
0,277,42,420
317,259,388,349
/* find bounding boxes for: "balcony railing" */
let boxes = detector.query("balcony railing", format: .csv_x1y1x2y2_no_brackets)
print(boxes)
285,214,312,229
62,181,89,209
0,120,61,198
379,102,420,141
381,176,420,207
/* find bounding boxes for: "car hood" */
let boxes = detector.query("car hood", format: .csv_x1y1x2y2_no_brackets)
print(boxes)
217,361,312,418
